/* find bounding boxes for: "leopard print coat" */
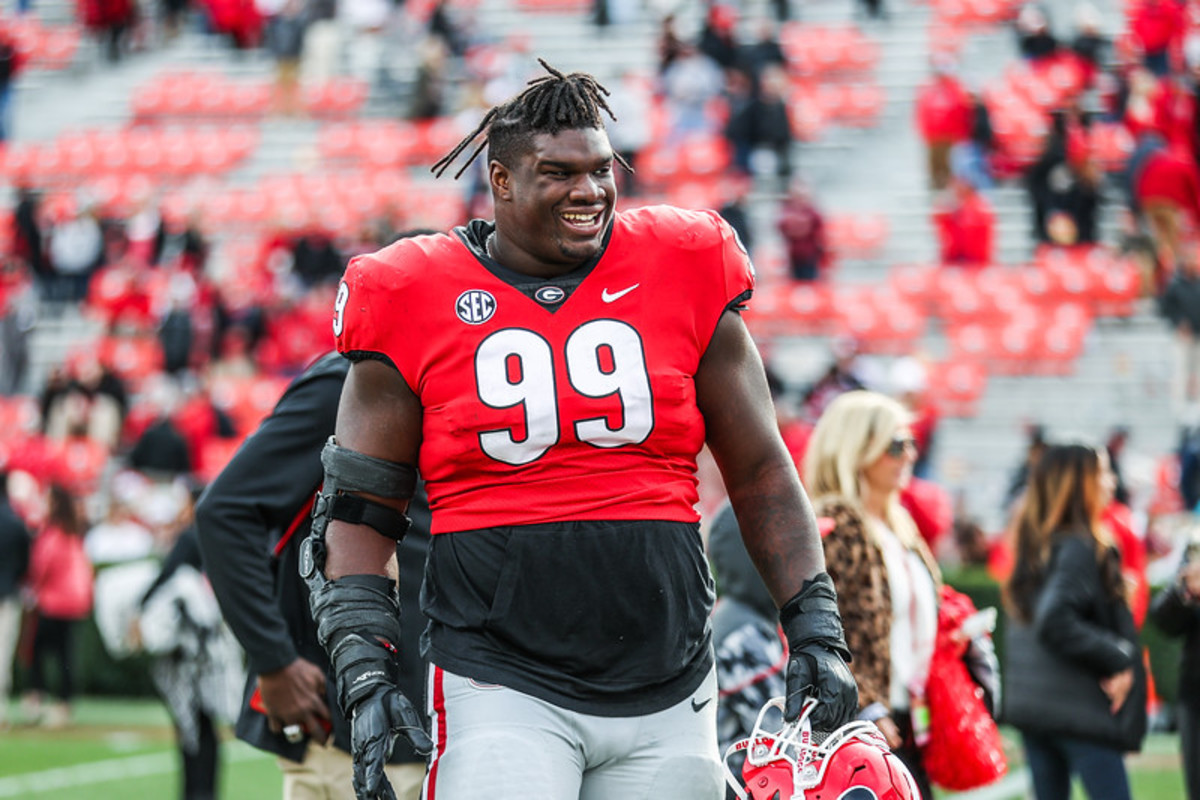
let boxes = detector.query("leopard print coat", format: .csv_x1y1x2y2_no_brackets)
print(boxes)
811,495,941,715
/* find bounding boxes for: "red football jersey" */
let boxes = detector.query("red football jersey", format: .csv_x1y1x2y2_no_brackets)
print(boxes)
335,205,755,534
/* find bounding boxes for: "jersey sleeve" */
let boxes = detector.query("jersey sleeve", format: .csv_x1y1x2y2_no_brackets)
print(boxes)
712,211,756,311
333,251,401,364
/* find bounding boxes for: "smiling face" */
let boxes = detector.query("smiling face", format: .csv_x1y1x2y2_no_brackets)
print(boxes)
490,126,617,278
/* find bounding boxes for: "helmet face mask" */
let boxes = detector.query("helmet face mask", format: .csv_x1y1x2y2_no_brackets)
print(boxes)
723,698,921,800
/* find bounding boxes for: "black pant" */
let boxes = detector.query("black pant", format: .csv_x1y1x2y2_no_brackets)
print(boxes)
179,711,219,800
29,615,76,701
892,710,935,800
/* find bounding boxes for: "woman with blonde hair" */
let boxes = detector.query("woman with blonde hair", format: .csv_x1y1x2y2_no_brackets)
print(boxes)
802,390,940,799
1001,441,1145,800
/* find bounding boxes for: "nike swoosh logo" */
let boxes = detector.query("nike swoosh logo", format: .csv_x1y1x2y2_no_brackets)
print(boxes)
601,283,640,303
691,697,712,713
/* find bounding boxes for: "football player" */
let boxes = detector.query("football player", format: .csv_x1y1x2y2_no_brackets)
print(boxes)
303,59,858,800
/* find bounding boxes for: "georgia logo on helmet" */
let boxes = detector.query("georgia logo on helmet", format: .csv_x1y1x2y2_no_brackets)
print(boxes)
722,698,921,800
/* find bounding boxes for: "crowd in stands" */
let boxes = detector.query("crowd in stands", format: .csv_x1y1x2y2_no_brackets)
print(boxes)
2,0,1200,793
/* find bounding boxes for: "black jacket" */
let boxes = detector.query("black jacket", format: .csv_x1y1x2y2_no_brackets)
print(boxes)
195,352,431,763
1002,532,1144,745
0,495,30,599
1149,555,1200,707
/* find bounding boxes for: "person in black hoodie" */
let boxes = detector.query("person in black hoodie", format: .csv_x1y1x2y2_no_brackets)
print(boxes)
195,350,431,800
1148,541,1200,800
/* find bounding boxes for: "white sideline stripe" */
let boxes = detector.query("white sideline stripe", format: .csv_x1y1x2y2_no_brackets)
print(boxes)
0,742,269,797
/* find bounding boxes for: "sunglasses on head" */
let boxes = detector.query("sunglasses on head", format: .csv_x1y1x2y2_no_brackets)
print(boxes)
885,436,917,458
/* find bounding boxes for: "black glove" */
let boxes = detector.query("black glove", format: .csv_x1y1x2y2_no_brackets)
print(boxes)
308,572,432,800
351,685,433,800
779,572,857,730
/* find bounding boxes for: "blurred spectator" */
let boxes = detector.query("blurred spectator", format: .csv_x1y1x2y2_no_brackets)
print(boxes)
12,187,47,283
802,391,941,798
1148,542,1200,800
890,356,938,480
79,0,137,61
1002,441,1145,799
952,517,992,567
1159,254,1200,420
0,28,26,142
857,0,886,21
46,197,105,305
84,478,156,566
1071,2,1109,85
1130,0,1184,77
777,180,828,281
125,192,167,269
0,472,31,729
427,0,466,56
718,175,755,253
607,70,653,197
1133,143,1200,272
698,3,739,71
933,177,996,267
708,499,787,796
43,353,127,450
800,336,865,424
1106,427,1132,507
660,43,724,142
300,0,339,84
656,13,686,75
1003,423,1048,517
22,483,93,728
0,260,36,395
950,92,996,190
723,67,757,177
290,225,344,288
128,377,192,481
340,0,390,86
749,65,795,186
265,0,308,116
737,19,787,88
409,37,449,121
1028,110,1102,246
1016,3,1059,61
915,56,973,191
136,506,243,800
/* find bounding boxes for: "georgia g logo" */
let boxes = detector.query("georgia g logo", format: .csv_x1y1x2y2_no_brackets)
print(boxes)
839,788,880,799
456,289,497,325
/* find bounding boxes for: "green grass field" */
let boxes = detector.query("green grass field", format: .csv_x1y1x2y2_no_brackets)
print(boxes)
0,699,1187,799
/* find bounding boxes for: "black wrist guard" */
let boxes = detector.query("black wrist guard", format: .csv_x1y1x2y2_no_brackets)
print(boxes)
779,572,852,662
309,573,403,713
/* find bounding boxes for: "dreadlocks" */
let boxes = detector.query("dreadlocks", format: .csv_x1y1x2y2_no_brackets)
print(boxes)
431,58,633,180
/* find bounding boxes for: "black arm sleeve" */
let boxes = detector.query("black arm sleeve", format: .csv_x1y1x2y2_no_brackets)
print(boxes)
196,362,344,676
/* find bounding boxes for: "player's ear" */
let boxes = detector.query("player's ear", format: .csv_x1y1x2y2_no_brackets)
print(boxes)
489,161,512,201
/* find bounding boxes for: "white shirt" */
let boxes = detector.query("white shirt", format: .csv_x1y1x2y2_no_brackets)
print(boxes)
875,520,939,711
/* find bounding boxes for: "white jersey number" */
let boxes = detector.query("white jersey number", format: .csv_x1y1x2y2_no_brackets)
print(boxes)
475,320,653,465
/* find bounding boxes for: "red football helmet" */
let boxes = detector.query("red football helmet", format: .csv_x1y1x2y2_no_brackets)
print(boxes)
723,698,920,800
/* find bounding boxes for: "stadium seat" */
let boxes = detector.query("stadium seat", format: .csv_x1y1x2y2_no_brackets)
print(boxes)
926,359,987,418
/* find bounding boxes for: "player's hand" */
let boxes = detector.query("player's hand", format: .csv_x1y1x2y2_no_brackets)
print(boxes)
260,658,332,746
351,686,433,800
779,573,857,730
783,640,857,729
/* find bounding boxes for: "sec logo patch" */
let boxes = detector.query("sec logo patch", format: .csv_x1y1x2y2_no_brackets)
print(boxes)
456,289,497,324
